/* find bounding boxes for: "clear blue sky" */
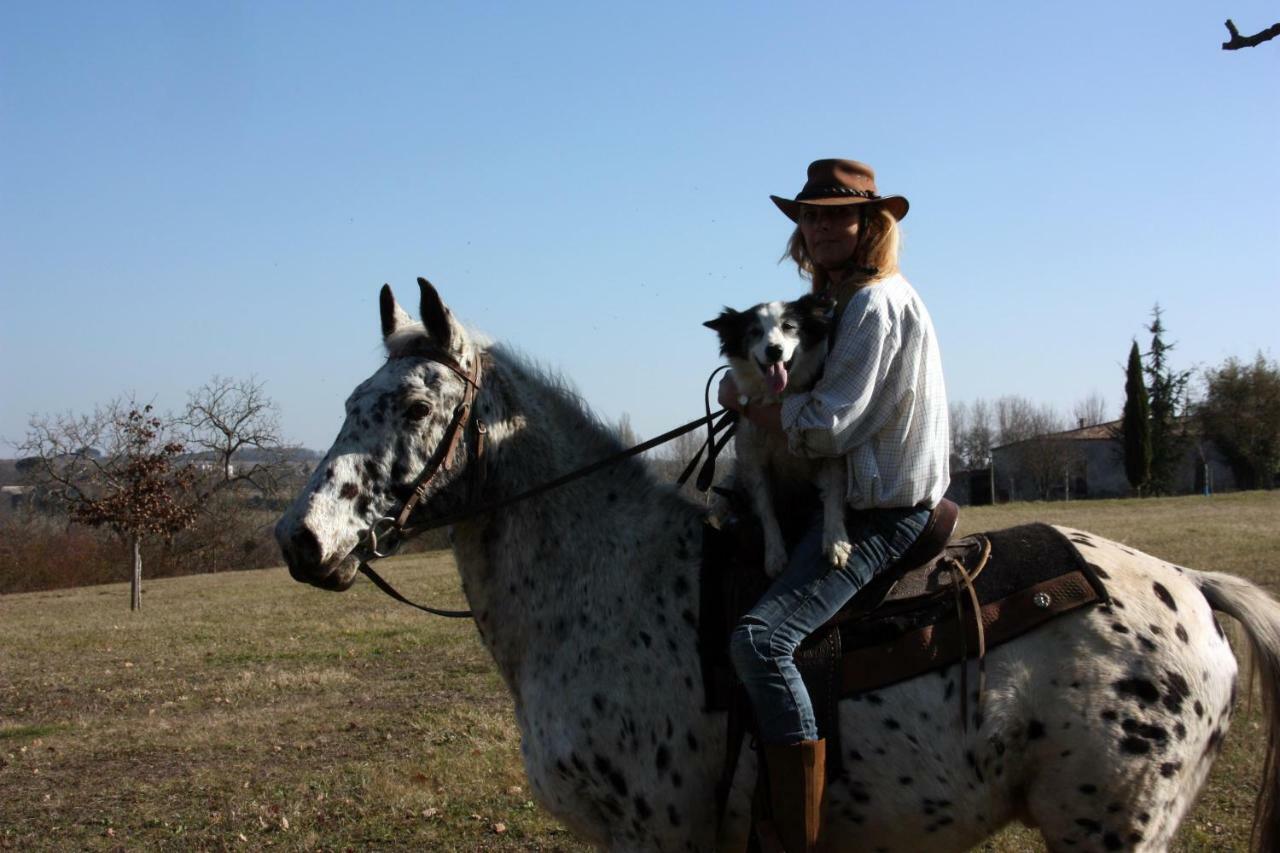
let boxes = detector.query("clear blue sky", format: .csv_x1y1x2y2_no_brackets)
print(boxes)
3,1,1277,453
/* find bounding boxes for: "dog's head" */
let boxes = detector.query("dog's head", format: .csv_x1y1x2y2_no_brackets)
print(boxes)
703,293,835,399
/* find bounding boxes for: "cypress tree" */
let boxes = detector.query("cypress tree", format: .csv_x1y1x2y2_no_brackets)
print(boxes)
1144,305,1192,493
1122,340,1152,495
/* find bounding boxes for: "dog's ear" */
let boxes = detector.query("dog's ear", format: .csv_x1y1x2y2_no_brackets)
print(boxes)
702,308,739,334
793,292,835,318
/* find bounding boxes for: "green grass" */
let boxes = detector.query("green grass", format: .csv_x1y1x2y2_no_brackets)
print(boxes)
1,491,1278,851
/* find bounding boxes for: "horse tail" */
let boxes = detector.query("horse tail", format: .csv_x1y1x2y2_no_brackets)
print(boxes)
1191,569,1280,852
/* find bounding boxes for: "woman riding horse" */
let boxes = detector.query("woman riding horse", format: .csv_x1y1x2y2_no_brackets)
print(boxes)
717,158,950,852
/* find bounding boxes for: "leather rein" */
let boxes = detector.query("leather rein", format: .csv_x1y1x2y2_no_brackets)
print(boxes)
352,347,734,619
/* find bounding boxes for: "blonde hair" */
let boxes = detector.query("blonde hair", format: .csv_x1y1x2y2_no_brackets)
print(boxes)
783,205,901,298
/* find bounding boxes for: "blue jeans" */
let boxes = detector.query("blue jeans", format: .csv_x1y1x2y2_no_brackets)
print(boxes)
728,505,930,744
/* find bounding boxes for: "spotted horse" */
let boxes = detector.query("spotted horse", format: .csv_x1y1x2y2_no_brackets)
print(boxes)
277,278,1280,852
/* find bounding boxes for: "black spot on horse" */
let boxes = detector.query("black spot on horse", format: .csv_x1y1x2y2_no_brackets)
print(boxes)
1101,709,1118,722
1152,582,1178,612
1112,623,1130,634
1075,817,1102,834
1114,677,1160,705
1193,700,1205,718
1175,623,1189,643
1138,636,1157,652
1162,671,1190,713
899,776,914,785
1078,783,1097,795
1120,736,1150,755
1103,832,1124,851
1159,760,1182,778
593,754,628,797
883,718,901,731
667,804,681,827
633,795,652,819
339,482,359,500
655,744,670,772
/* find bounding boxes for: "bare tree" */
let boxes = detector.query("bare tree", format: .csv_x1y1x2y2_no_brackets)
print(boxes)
993,396,1084,500
1223,18,1280,50
18,401,197,610
180,376,293,499
1072,392,1109,428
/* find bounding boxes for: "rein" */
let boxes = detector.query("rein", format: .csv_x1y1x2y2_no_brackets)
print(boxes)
354,349,732,619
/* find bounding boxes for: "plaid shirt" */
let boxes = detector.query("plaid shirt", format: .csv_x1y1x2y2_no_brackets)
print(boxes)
780,273,950,510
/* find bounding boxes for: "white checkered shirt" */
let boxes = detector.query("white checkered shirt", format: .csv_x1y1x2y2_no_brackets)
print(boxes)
780,273,950,510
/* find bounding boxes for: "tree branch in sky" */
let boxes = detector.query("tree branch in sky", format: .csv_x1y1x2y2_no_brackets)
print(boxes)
1222,18,1280,50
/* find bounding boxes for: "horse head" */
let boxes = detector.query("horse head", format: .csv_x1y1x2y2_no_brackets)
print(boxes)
276,278,481,591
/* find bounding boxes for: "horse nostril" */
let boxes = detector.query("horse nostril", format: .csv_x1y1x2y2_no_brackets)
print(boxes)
765,344,783,363
289,526,323,570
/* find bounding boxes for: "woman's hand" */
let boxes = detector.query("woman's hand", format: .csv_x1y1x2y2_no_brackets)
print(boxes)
718,372,784,434
717,372,742,412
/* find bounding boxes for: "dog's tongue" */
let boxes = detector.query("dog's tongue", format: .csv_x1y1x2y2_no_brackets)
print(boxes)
765,361,788,395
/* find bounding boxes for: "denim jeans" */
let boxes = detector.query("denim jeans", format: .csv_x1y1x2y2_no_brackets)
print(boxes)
728,505,930,744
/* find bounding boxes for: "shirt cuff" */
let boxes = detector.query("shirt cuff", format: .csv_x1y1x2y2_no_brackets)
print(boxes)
780,394,811,457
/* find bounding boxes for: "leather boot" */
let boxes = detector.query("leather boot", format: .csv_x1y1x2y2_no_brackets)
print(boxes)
763,739,826,852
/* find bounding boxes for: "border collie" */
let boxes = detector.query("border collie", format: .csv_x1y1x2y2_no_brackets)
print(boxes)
704,294,851,577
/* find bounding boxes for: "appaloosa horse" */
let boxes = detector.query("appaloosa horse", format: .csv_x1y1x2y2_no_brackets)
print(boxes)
277,279,1280,852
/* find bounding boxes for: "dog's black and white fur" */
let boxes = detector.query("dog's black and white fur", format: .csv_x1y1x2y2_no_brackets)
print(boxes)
704,294,851,577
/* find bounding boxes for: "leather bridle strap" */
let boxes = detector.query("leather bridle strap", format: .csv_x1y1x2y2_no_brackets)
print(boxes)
391,351,482,530
355,349,726,618
359,560,474,618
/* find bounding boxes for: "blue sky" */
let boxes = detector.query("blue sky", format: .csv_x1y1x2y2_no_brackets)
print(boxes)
2,1,1277,453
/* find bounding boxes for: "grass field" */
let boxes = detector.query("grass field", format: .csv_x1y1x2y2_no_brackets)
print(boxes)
2,491,1278,851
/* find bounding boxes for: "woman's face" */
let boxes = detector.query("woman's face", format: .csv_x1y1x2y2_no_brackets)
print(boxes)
798,205,861,271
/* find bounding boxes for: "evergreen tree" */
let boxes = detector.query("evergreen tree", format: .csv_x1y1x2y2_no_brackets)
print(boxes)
1122,340,1152,495
1144,305,1192,493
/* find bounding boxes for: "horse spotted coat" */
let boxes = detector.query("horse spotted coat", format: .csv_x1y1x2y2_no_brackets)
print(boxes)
277,280,1280,852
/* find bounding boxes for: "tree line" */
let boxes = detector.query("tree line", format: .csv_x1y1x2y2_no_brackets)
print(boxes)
947,305,1280,500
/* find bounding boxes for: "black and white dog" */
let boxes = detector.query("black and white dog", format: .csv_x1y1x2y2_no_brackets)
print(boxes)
704,294,851,577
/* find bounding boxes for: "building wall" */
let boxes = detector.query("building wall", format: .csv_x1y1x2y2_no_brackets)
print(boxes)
991,438,1239,501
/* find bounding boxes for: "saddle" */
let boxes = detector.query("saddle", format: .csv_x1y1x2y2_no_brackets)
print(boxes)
698,498,1110,814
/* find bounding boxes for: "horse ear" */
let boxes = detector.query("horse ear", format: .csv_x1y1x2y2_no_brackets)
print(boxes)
417,277,456,351
380,284,413,339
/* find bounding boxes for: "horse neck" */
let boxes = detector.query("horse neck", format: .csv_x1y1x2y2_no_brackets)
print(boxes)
451,346,703,683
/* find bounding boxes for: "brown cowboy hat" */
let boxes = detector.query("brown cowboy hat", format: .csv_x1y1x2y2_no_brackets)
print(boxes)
770,158,909,222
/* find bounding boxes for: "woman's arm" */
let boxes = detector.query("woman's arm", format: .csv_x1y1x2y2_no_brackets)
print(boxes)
780,290,904,457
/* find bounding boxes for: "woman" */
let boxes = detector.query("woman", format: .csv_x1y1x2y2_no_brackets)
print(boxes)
718,159,950,852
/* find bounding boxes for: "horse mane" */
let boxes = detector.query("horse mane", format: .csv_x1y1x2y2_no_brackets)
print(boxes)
382,322,636,460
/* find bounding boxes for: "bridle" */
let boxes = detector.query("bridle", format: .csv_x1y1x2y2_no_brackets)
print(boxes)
350,345,733,619
359,346,484,562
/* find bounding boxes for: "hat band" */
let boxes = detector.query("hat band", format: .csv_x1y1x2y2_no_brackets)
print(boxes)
795,185,880,202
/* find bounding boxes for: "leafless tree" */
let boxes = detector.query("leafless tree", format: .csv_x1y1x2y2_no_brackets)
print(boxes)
992,396,1085,500
1222,18,1280,50
18,400,197,609
1072,392,1110,429
180,376,294,499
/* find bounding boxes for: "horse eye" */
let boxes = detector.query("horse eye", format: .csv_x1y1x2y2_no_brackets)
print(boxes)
782,323,797,332
407,401,432,421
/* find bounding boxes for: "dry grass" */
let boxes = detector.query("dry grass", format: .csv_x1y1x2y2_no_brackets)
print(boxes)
1,491,1277,851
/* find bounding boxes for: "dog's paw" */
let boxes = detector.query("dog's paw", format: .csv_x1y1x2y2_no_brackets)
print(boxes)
764,544,789,578
824,536,853,568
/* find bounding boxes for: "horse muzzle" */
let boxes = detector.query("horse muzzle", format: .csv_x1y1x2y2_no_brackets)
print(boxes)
276,519,361,591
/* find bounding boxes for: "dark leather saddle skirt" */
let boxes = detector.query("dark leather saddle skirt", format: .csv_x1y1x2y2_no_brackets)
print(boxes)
699,514,1110,721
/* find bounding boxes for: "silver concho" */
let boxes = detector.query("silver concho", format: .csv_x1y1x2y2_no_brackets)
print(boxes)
1032,591,1052,609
